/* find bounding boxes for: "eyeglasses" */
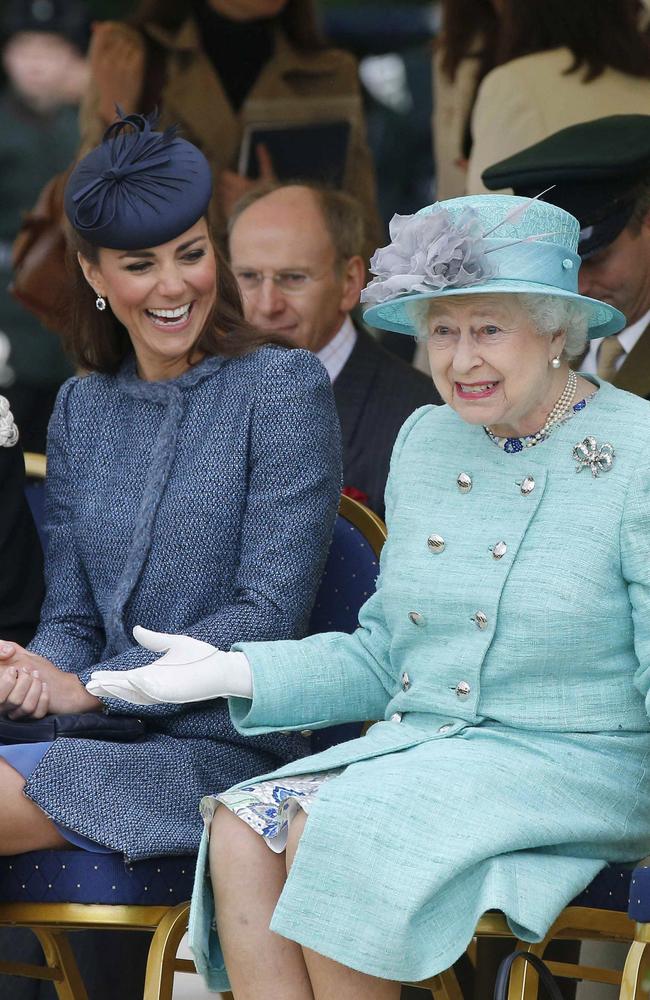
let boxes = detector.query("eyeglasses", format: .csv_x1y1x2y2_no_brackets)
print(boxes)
233,269,322,294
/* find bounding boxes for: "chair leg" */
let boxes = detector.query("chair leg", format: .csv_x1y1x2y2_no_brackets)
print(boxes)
143,902,191,1000
33,929,89,1000
620,938,650,1000
505,944,547,1000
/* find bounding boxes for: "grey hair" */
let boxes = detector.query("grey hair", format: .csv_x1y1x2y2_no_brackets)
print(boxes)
408,293,589,360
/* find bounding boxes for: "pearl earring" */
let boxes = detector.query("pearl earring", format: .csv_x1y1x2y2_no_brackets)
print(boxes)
551,356,561,369
95,294,106,312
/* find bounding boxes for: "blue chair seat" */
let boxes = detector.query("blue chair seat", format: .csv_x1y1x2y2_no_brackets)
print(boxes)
0,850,196,905
626,861,650,922
570,862,634,912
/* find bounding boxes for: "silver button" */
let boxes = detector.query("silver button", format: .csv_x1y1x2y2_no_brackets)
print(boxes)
471,611,488,629
455,681,471,699
427,533,445,553
401,671,411,691
300,730,313,738
390,712,403,723
437,724,452,734
491,541,507,560
518,476,535,495
408,610,424,625
457,472,472,493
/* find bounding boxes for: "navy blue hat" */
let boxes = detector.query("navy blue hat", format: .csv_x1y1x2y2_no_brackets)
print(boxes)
481,115,650,257
64,112,213,250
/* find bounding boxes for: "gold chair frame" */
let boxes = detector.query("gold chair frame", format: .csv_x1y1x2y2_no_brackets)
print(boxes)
0,494,387,1000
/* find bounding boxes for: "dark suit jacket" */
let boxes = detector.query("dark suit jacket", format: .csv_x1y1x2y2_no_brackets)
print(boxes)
333,326,440,518
612,322,650,398
0,442,43,645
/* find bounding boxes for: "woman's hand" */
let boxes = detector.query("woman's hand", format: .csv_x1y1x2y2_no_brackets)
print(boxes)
218,143,276,217
86,626,253,705
0,666,49,719
0,642,101,715
89,22,145,123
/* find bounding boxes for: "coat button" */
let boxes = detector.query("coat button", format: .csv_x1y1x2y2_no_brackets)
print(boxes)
390,712,403,723
471,611,488,629
408,610,424,625
401,671,411,691
427,533,445,553
437,723,452,734
491,541,507,560
519,476,535,495
457,472,472,493
455,681,471,699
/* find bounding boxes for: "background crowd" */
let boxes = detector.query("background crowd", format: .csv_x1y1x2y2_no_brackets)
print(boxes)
2,0,650,998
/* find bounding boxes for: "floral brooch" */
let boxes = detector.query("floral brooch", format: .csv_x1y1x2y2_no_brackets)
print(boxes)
573,437,615,477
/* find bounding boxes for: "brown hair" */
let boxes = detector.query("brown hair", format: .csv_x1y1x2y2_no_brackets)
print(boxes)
496,0,650,81
64,222,278,374
438,0,500,83
128,0,326,52
227,183,366,263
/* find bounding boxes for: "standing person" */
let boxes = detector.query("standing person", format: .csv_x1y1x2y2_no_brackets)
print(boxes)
432,0,500,201
482,115,650,397
81,0,381,253
466,0,650,194
0,0,88,452
228,183,438,518
89,195,650,999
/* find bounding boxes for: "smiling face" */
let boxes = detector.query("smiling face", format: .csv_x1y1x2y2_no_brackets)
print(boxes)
229,186,364,353
425,294,567,438
78,218,217,381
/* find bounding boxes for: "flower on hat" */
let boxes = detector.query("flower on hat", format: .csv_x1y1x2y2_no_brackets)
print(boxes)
360,206,495,307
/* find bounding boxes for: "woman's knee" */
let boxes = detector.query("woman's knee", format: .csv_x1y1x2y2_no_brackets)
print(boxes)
209,806,271,886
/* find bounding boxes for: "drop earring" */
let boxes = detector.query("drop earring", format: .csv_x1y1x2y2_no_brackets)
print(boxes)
551,356,561,369
95,294,106,312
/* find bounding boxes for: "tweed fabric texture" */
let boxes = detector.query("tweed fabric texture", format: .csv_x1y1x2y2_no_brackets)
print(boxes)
26,347,341,859
190,379,650,987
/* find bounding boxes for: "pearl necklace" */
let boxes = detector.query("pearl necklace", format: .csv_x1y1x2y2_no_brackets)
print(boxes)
484,370,578,452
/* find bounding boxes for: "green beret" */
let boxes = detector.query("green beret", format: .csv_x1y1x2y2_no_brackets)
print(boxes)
481,115,650,256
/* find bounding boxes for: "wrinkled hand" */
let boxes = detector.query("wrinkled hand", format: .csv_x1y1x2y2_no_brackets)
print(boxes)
0,642,100,715
86,626,253,705
89,22,145,123
218,143,276,217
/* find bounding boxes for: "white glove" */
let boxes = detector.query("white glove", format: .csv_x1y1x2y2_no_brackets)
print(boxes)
85,626,253,705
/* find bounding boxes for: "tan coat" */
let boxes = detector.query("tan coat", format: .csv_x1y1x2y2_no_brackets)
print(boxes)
431,46,483,201
80,18,381,250
466,48,650,194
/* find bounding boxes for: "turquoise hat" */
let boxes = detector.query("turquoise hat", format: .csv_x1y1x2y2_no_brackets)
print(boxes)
361,195,625,339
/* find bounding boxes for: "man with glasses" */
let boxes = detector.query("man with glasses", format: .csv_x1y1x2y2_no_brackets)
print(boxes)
228,183,438,517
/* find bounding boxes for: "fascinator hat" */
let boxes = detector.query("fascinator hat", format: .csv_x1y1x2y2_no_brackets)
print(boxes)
361,194,625,340
64,112,213,250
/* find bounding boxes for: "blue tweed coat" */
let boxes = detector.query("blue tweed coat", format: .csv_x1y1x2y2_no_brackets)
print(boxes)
26,347,341,860
190,378,650,987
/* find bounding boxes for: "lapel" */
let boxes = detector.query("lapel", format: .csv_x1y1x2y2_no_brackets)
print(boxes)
332,326,382,452
613,322,650,397
146,19,241,171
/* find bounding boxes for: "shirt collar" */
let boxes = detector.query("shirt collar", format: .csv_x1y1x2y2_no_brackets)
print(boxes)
618,307,650,355
316,315,357,383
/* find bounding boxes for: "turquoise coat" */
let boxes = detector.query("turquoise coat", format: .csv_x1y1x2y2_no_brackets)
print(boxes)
190,379,650,988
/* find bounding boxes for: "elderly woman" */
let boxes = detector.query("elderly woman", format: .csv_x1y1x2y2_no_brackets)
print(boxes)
0,111,340,861
88,194,650,998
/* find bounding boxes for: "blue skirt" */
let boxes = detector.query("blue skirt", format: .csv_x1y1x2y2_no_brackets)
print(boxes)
0,742,114,853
